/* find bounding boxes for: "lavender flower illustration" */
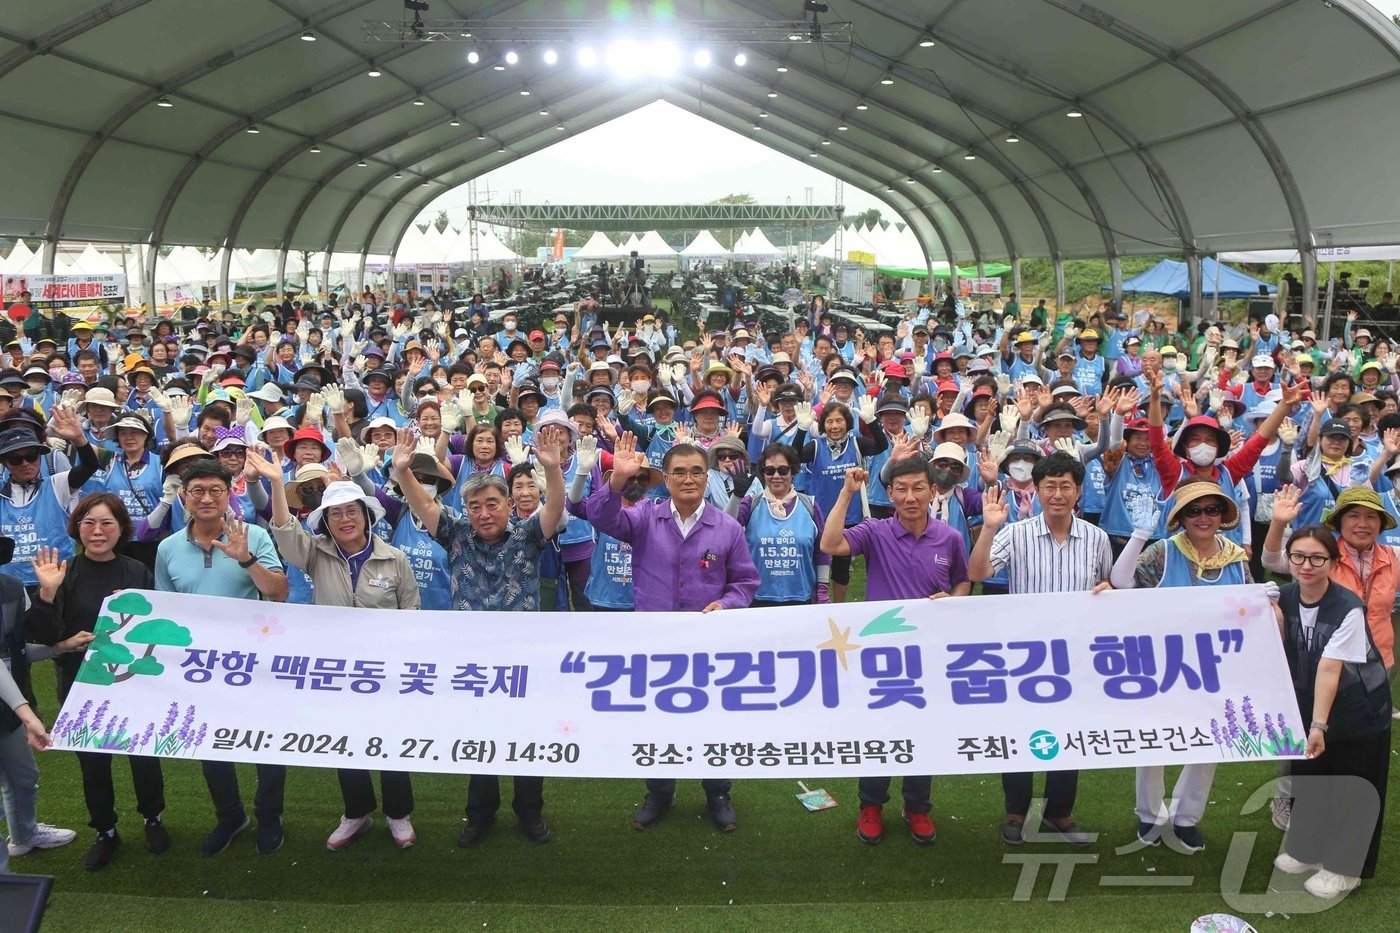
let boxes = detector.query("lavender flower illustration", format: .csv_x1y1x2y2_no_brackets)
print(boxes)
1213,696,1304,758
56,701,208,758
1242,696,1259,735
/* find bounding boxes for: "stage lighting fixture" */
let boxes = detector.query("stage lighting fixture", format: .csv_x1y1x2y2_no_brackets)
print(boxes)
646,41,681,76
808,152,818,158
422,180,430,187
930,166,942,173
308,144,321,153
245,124,260,134
606,40,643,78
1005,133,1019,142
155,96,173,108
357,159,368,166
498,147,506,153
556,124,565,131
412,97,425,105
905,177,915,184
477,132,486,140
880,74,894,85
855,101,868,110
693,49,712,68
539,108,549,115
753,124,761,130
836,124,847,131
963,153,976,160
543,49,558,65
367,66,382,77
394,170,403,178
578,46,598,68
505,50,519,65
776,65,788,72
758,111,768,118
767,91,778,97
820,138,830,145
520,89,530,95
734,52,747,66
467,50,480,64
918,35,935,47
449,116,461,126
1066,107,1083,117
300,30,316,41
493,64,505,71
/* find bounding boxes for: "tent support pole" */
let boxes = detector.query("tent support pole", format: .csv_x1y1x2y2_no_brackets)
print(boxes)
1054,255,1065,312
1301,250,1318,333
145,242,159,318
1186,253,1203,328
220,249,233,315
1109,255,1123,313
1322,260,1338,342
1012,258,1022,304
276,250,287,307
321,252,333,302
1212,256,1221,319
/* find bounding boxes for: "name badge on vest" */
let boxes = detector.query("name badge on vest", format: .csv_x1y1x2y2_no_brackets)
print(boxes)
367,577,391,589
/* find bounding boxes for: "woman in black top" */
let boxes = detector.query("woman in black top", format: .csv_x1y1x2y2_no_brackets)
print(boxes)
1272,524,1392,899
27,493,163,871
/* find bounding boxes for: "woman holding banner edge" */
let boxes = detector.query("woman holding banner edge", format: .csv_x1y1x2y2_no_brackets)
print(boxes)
246,444,422,852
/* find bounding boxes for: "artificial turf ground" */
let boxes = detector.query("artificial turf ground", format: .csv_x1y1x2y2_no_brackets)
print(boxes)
15,573,1400,933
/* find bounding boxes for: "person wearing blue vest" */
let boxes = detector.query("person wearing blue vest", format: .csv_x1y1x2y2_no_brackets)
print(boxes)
704,436,751,509
866,396,911,519
1110,481,1255,855
972,440,1043,594
727,442,829,606
1059,327,1107,396
568,443,648,611
798,398,886,604
1292,420,1356,530
252,449,420,854
98,411,165,568
388,452,455,611
279,463,329,606
1242,402,1298,580
1099,418,1169,552
533,409,595,610
1000,331,1041,384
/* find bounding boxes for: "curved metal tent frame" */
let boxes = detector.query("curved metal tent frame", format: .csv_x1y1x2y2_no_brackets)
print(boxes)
1,0,1398,319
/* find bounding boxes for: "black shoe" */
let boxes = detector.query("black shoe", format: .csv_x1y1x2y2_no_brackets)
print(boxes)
1001,819,1025,845
145,819,171,854
632,795,672,830
1039,818,1093,848
1170,824,1206,854
458,819,493,847
520,815,552,844
255,817,284,855
202,815,249,857
83,831,120,871
707,795,737,832
1136,821,1163,847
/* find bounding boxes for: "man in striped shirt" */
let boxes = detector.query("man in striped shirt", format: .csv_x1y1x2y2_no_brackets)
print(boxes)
968,451,1112,848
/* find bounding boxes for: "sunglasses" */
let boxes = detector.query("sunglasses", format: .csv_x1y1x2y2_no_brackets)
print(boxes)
715,451,743,461
762,466,793,477
3,452,39,466
1179,503,1225,519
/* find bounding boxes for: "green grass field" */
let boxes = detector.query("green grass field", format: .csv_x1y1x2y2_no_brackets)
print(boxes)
14,567,1400,932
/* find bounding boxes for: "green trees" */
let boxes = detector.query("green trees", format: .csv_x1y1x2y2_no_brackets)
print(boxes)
75,592,192,686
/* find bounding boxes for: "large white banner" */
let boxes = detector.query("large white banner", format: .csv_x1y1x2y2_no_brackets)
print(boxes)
51,586,1304,778
2,273,126,308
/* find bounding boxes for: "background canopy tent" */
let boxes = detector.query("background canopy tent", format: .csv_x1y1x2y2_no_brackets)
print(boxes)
741,228,784,260
633,231,676,260
571,232,624,262
1116,258,1276,299
679,230,731,261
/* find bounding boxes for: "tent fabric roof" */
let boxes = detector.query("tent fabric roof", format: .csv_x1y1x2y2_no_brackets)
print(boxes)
634,231,676,259
679,230,731,259
1118,258,1277,299
2,1,1399,278
572,231,623,261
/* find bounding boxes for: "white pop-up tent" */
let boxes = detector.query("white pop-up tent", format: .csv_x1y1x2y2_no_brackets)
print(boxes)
634,230,676,259
1,240,40,274
572,231,624,262
679,230,731,261
742,228,784,260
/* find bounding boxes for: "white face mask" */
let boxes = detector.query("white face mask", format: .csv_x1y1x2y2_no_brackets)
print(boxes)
1162,358,1178,372
503,320,517,331
1187,443,1217,466
1007,461,1034,483
631,380,651,395
541,377,560,390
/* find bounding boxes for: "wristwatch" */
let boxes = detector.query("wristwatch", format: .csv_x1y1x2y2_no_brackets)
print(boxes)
1310,720,1329,733
237,557,257,569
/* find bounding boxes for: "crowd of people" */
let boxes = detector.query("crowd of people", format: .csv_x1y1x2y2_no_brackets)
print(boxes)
0,287,1390,901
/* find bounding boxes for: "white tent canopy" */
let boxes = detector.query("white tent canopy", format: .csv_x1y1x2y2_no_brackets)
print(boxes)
394,225,441,266
679,230,731,260
1,240,40,275
742,228,784,259
633,231,676,259
814,226,883,263
571,231,624,262
731,230,753,256
64,243,124,276
618,234,643,255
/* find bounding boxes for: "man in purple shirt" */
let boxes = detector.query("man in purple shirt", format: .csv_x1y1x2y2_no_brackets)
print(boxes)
820,456,970,847
589,432,759,834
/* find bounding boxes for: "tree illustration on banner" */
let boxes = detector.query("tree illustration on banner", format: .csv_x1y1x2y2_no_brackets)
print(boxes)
75,592,192,686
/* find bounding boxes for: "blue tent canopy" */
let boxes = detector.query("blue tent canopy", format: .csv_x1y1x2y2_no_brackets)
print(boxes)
1112,258,1277,299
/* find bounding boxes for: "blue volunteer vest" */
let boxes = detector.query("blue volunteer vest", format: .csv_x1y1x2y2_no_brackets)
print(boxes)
1158,537,1248,587
808,437,862,526
1100,455,1168,539
1081,457,1108,515
285,516,316,605
104,454,164,527
746,496,818,604
584,532,633,609
443,459,506,511
557,457,595,549
865,432,900,509
1295,470,1341,529
1072,354,1105,395
1243,446,1283,525
0,487,74,586
391,512,451,610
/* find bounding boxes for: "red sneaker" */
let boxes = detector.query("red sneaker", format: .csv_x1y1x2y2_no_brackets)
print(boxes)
903,808,937,844
856,805,884,845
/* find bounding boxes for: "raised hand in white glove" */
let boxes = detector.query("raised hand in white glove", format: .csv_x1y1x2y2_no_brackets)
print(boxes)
169,395,192,427
234,396,253,426
505,434,530,466
1262,580,1280,602
1128,496,1161,537
147,388,171,412
574,435,600,473
911,356,927,378
335,437,367,476
304,392,325,427
1052,436,1078,457
616,389,636,415
794,401,815,433
1002,314,1015,330
323,384,345,415
995,373,1012,397
161,475,183,506
1277,418,1299,446
857,395,876,423
999,407,1020,433
353,354,368,373
1064,324,1079,341
1208,388,1224,412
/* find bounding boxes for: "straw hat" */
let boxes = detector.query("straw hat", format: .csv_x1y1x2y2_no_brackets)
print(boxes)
1165,480,1239,531
285,462,331,509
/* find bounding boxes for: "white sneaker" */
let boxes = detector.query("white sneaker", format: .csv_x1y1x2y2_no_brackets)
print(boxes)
325,815,372,851
1304,868,1360,899
1271,793,1292,831
1275,851,1322,875
385,816,416,849
7,823,77,856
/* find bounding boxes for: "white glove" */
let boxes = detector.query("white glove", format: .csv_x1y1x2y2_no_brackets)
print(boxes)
304,392,325,427
616,389,636,415
1002,315,1015,330
909,409,930,438
235,396,253,426
505,434,530,466
857,395,876,423
147,388,172,412
1052,437,1078,456
393,323,410,341
1038,332,1052,350
414,436,436,458
260,311,275,323
323,384,345,415
1064,324,1079,341
169,396,192,427
911,356,927,378
455,388,474,413
575,435,600,473
658,365,672,387
1277,419,1299,446
1208,388,1224,411
160,475,183,506
112,357,126,377
986,430,1011,466
1262,580,1280,602
62,388,83,407
335,437,367,477
999,407,1020,433
995,374,1011,397
794,401,815,433
353,354,368,372
208,362,226,378
296,320,310,342
436,320,450,337
1128,496,1161,537
531,463,548,495
359,443,382,471
47,435,66,452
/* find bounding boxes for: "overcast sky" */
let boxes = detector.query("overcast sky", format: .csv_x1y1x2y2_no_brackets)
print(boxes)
421,1,1400,232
